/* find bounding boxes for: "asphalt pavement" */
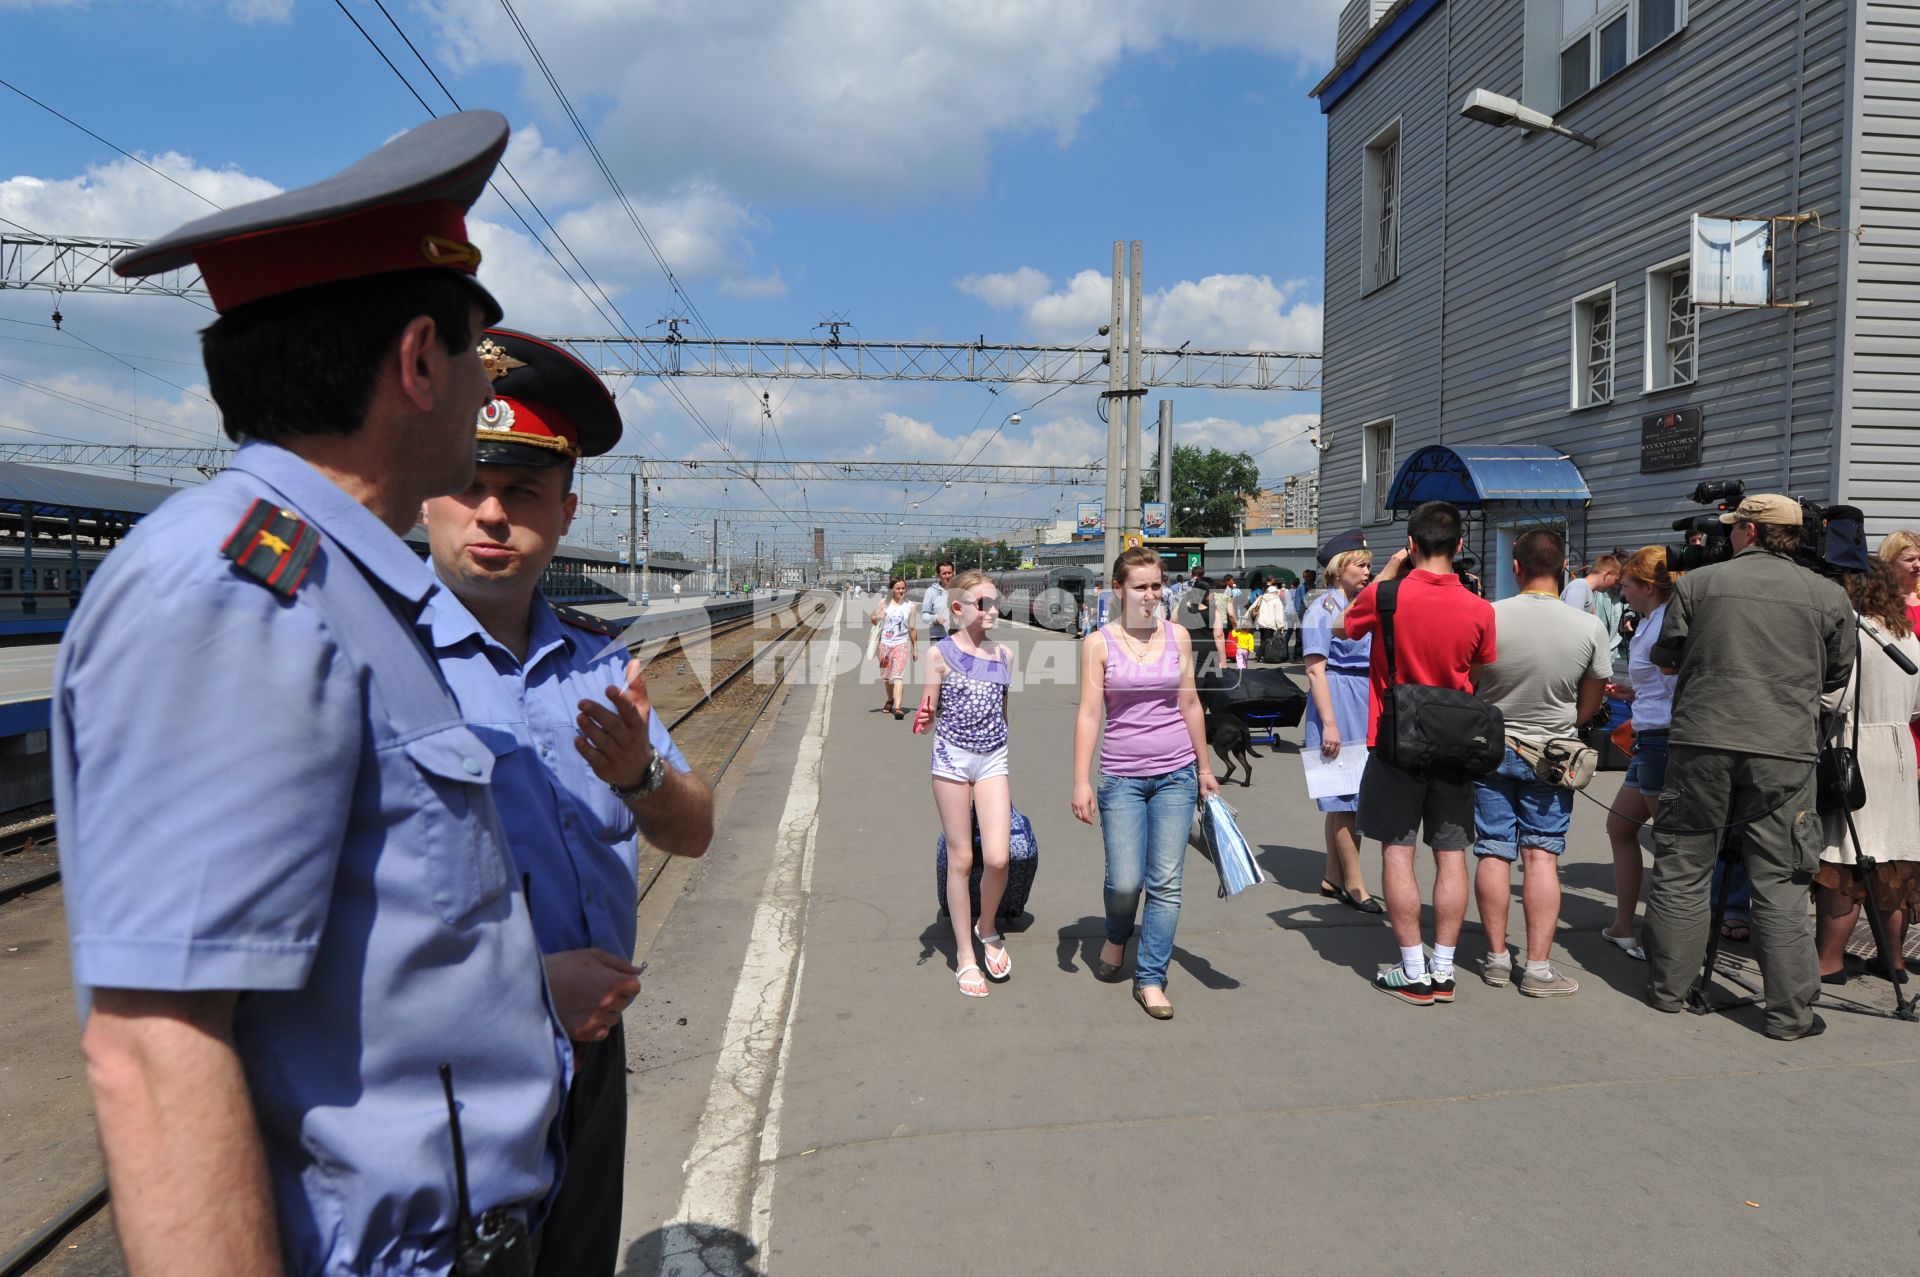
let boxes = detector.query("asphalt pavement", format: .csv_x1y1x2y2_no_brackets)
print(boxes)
620,600,1920,1277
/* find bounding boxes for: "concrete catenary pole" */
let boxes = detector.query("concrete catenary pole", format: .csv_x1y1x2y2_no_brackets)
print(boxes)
639,472,651,605
1157,398,1174,513
627,473,638,603
1124,239,1144,541
1101,241,1125,580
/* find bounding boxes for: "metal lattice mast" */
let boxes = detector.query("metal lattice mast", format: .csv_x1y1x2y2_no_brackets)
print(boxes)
0,233,1321,390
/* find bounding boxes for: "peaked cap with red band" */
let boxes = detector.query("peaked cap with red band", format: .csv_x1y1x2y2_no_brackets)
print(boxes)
112,111,509,323
473,328,622,470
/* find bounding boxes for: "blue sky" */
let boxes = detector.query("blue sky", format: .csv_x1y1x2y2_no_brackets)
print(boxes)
1,0,1342,556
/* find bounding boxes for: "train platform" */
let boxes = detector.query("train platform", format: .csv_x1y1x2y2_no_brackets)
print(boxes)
620,598,1920,1276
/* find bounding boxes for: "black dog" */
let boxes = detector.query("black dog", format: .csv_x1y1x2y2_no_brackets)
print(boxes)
1206,710,1260,787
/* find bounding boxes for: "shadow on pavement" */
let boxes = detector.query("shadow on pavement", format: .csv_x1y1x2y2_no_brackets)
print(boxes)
623,1223,767,1277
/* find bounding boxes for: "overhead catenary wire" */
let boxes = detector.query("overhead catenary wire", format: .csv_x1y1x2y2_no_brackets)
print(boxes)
332,0,751,524
0,76,225,212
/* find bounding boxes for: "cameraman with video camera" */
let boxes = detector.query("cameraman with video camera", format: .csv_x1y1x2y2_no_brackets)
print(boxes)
1643,493,1855,1040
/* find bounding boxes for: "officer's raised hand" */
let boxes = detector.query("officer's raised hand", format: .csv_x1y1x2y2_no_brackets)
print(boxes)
575,657,656,790
543,948,641,1042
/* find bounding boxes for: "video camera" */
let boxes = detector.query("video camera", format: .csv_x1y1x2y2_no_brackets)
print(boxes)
1669,479,1871,577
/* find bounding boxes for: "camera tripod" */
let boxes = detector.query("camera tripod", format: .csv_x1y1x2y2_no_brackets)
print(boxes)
1685,827,1916,1023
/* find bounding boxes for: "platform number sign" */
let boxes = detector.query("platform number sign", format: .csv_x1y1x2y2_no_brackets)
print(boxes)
1187,552,1202,571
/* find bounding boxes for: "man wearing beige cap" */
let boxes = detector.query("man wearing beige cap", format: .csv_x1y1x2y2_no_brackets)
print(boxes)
1643,492,1854,1040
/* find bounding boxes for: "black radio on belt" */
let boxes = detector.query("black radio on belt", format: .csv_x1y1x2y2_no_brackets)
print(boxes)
439,1063,535,1277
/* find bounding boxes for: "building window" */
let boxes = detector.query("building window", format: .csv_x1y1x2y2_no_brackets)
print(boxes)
1362,419,1395,521
1558,1,1685,107
1645,259,1696,391
1571,287,1616,408
1361,120,1401,294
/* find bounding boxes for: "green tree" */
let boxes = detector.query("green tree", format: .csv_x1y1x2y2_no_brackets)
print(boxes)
1143,444,1260,538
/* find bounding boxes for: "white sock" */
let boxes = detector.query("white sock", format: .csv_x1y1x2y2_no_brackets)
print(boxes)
1526,959,1554,980
1430,944,1456,978
1400,946,1426,980
1487,949,1512,968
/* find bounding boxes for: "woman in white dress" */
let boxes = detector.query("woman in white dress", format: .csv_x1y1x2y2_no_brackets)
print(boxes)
1816,558,1920,984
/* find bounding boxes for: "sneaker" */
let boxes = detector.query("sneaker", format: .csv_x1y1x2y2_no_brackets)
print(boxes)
1518,965,1580,998
1374,965,1434,1005
1428,967,1456,1003
1479,953,1513,988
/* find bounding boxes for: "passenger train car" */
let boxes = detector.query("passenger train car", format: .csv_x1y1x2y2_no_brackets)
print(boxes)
906,566,1094,633
0,538,631,638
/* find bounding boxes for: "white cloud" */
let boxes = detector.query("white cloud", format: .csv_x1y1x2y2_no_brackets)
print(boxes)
955,266,1052,310
226,0,293,22
427,0,1345,203
1147,274,1322,352
718,271,787,300
0,153,279,238
964,266,1322,352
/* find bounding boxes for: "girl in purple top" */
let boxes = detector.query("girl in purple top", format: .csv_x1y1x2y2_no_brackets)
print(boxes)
915,570,1015,997
1071,547,1219,1020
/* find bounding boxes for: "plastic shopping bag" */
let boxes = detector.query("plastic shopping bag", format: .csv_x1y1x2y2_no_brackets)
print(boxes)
1189,796,1266,898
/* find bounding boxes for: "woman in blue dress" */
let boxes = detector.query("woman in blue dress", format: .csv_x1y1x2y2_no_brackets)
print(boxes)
1301,535,1384,913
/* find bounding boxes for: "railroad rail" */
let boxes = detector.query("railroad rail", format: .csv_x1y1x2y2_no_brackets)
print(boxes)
0,596,833,1274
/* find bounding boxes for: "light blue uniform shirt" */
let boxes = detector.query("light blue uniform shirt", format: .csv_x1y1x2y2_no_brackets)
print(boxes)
52,443,568,1277
426,585,690,959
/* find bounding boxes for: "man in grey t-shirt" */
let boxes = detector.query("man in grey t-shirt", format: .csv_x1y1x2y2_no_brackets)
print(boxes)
1473,529,1610,995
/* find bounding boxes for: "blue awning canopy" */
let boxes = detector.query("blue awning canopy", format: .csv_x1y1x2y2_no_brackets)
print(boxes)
1387,445,1591,514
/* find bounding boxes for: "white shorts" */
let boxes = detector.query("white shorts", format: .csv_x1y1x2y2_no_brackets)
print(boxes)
931,736,1010,784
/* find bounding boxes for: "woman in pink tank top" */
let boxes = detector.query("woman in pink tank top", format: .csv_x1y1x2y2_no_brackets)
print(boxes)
1071,547,1219,1019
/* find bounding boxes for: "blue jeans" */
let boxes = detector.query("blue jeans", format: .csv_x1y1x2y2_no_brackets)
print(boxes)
1097,762,1197,989
1472,747,1573,860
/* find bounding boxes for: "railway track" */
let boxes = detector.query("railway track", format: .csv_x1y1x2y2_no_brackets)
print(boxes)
0,594,833,1275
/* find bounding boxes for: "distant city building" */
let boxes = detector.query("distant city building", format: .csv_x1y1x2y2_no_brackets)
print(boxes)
1241,473,1319,531
831,551,893,572
1311,0,1912,598
1282,473,1320,529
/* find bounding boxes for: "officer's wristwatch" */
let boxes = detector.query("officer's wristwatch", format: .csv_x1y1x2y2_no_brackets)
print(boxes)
611,753,668,801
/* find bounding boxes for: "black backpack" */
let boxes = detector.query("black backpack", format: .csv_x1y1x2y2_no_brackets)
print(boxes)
1374,578,1505,783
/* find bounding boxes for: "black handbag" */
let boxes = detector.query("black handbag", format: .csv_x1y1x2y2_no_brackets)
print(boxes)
1374,578,1505,783
1816,643,1867,815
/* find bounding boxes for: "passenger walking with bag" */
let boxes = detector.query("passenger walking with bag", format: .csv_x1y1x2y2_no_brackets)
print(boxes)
1071,547,1221,1020
915,570,1015,997
1301,531,1381,914
871,576,916,719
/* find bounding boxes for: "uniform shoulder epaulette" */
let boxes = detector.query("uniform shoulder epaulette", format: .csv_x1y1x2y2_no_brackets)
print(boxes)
220,498,319,599
553,603,622,639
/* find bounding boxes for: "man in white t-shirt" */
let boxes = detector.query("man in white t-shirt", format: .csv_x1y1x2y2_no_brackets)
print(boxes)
920,559,955,639
1475,529,1611,997
1561,553,1621,617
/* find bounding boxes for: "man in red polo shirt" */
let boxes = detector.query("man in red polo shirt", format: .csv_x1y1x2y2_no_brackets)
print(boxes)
1341,500,1496,1005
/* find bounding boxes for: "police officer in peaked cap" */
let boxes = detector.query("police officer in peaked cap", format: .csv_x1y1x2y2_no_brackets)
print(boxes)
421,330,714,1275
55,112,568,1275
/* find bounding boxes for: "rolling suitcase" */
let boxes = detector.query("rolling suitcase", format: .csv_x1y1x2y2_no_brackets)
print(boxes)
936,803,1038,921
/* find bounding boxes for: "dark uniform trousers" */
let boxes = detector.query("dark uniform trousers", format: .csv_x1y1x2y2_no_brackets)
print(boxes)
1644,745,1823,1037
535,1021,628,1277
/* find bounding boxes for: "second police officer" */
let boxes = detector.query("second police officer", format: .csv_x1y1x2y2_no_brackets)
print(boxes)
422,330,714,1275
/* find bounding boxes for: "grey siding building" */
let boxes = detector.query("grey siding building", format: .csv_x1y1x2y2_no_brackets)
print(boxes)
1311,0,1917,597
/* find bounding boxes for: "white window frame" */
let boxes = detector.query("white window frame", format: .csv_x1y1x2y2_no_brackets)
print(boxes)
1570,284,1617,410
1644,255,1697,392
1361,119,1401,295
1557,0,1686,108
1361,418,1395,521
